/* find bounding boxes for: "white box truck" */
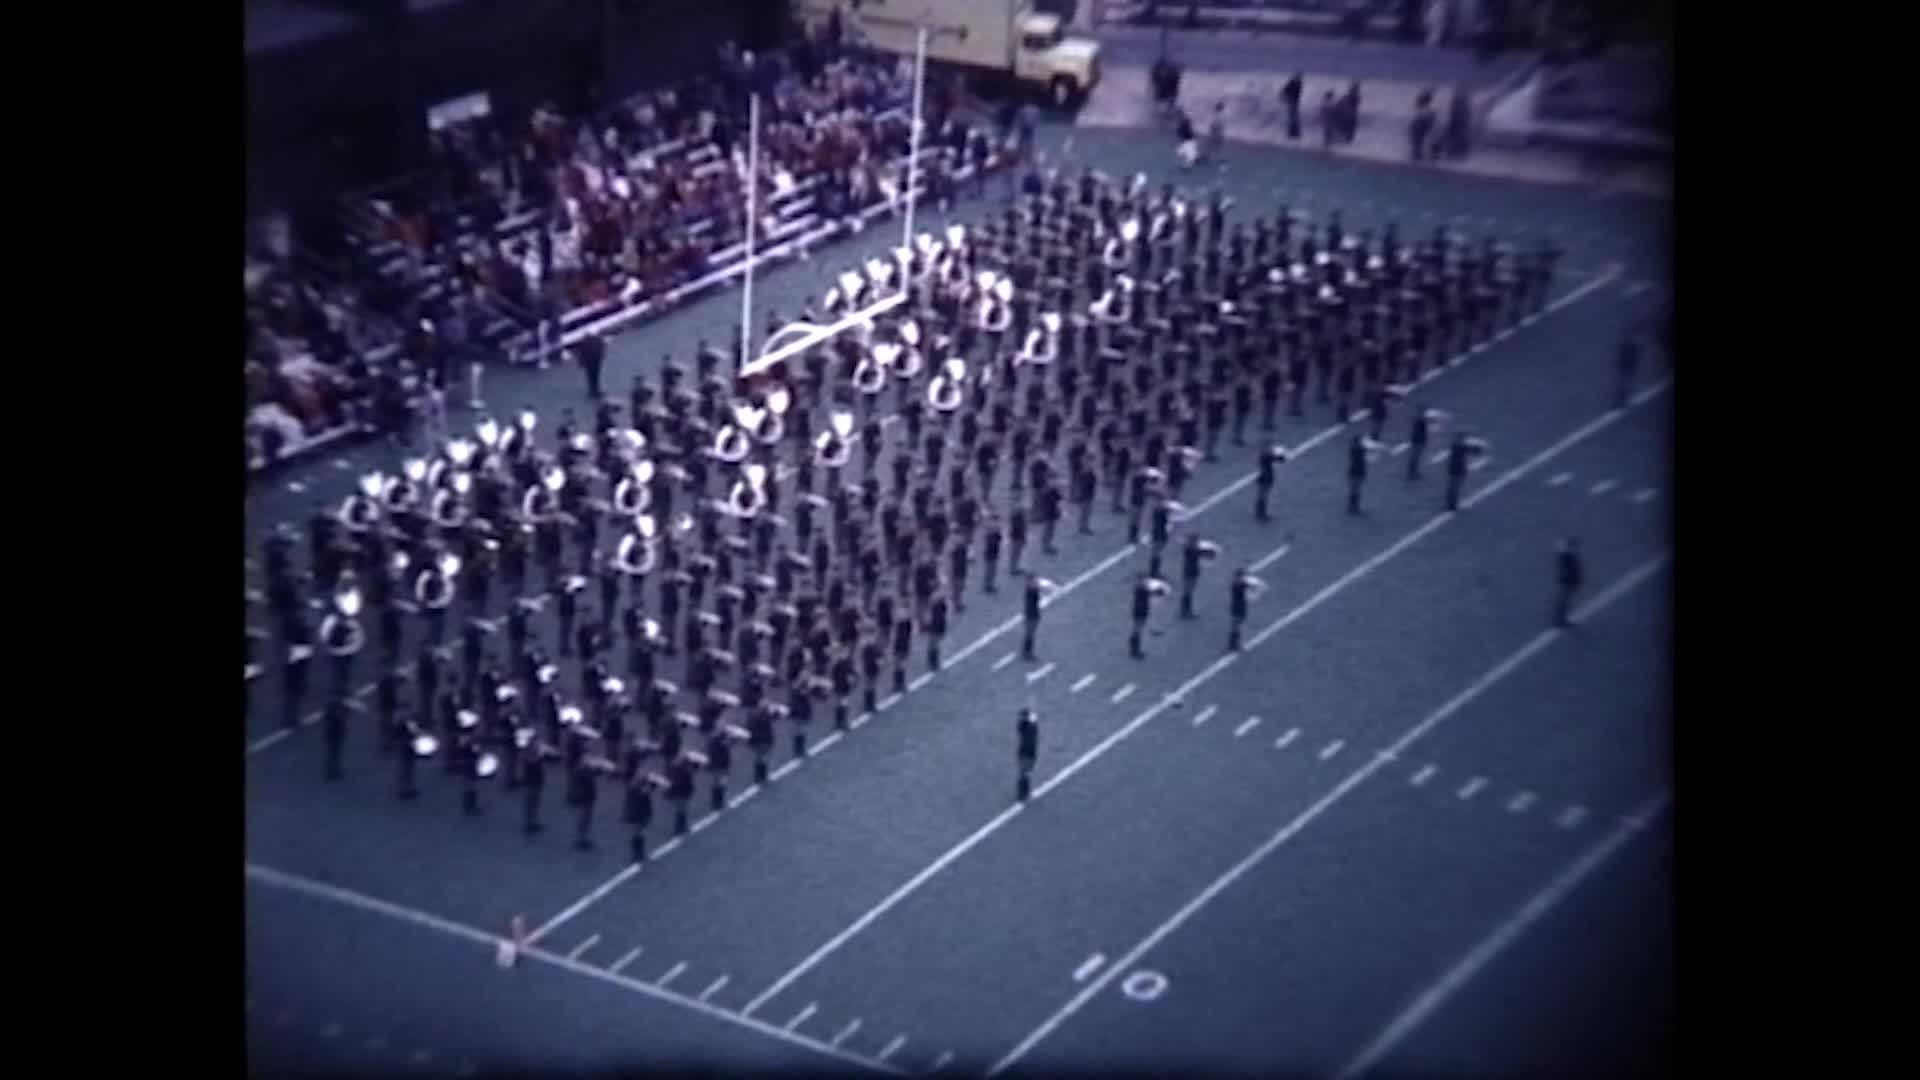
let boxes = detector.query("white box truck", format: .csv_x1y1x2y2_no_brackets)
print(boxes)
795,0,1102,108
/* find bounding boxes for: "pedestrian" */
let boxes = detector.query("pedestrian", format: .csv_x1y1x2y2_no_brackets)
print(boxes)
1206,101,1227,164
1281,72,1303,139
1319,90,1339,148
1341,81,1362,144
1411,91,1437,162
1444,84,1474,160
1554,538,1584,627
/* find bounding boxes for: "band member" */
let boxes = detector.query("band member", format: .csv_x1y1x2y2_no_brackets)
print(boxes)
322,697,354,781
1255,445,1285,522
1016,706,1039,802
623,771,654,862
1615,335,1640,409
1444,433,1488,511
1228,567,1268,651
1179,534,1219,619
568,756,599,851
1020,574,1047,660
1408,407,1434,480
1347,433,1373,515
1555,537,1584,627
523,743,548,836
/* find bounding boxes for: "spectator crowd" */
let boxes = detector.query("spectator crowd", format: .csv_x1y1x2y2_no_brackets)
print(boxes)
249,31,1013,477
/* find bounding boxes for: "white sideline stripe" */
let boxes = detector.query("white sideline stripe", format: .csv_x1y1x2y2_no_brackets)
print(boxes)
242,864,907,1075
984,554,1672,1075
743,389,1666,1023
1333,793,1672,1079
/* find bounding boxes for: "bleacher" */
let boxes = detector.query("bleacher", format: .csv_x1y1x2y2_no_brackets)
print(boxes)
248,40,1009,479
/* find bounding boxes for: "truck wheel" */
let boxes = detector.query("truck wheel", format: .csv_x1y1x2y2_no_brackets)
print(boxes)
1050,75,1078,109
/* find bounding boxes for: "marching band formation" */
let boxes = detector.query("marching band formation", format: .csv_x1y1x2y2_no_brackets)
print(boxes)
247,164,1560,856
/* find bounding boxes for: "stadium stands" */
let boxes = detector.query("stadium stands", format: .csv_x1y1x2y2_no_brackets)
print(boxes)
249,37,1012,477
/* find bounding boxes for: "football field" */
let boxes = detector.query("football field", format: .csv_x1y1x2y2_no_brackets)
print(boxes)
245,123,1673,1078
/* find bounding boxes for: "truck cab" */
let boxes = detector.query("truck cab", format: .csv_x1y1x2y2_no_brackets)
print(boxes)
1010,13,1101,107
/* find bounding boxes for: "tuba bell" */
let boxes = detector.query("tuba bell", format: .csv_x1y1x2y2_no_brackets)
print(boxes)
712,422,752,464
430,486,468,530
756,386,790,446
339,492,381,533
319,612,365,658
927,358,966,413
813,411,854,468
414,567,454,611
724,463,770,519
612,472,648,517
613,530,659,576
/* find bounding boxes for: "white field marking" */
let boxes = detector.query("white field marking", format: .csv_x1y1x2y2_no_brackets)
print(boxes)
930,1051,955,1072
1233,716,1262,738
1109,683,1137,704
1430,449,1448,465
1319,739,1346,761
1073,953,1107,982
1069,673,1096,693
772,759,803,781
1250,543,1292,572
1624,280,1653,297
1026,662,1058,684
878,692,904,710
1411,765,1437,786
1632,487,1658,503
851,713,871,730
333,458,351,470
992,652,1018,671
242,864,906,1076
1390,441,1410,456
565,934,602,961
286,481,306,493
242,272,1622,766
1457,777,1488,800
1274,727,1300,750
734,786,761,808
785,1002,819,1032
1191,705,1220,727
1334,792,1672,1080
691,813,719,833
909,672,934,691
610,946,644,974
1557,806,1590,830
1629,382,1665,407
985,554,1672,1075
1508,792,1538,814
1468,456,1491,472
879,1035,908,1061
654,836,684,859
832,1018,864,1048
657,961,689,989
1588,479,1617,496
1548,472,1572,486
815,731,844,754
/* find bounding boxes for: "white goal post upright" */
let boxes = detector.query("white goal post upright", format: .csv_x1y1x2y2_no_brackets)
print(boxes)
738,8,939,383
738,91,760,374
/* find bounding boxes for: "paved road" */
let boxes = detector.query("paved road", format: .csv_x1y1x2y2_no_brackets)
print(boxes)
1094,24,1536,86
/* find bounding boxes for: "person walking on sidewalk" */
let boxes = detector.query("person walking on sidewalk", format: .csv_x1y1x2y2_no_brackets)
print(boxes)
1340,81,1363,144
1443,84,1474,159
1411,91,1438,161
1281,72,1303,139
1319,89,1340,147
